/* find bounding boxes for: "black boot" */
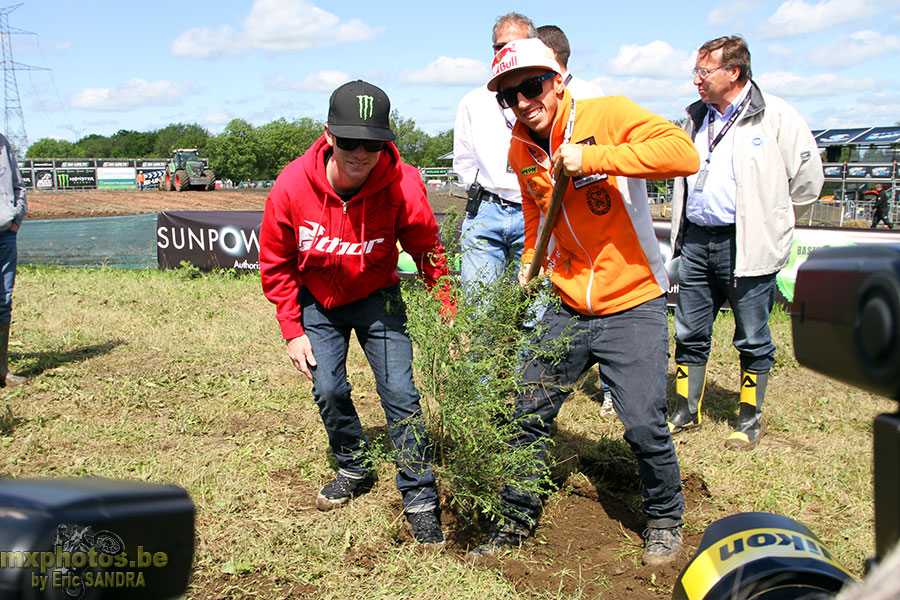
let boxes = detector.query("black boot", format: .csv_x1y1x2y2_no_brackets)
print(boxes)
0,322,25,387
725,369,767,450
668,363,706,434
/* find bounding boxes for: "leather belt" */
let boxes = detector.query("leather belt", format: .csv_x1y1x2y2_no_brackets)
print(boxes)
480,189,521,209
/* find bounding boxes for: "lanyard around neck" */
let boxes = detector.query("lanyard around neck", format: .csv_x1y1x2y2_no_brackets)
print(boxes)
706,92,751,157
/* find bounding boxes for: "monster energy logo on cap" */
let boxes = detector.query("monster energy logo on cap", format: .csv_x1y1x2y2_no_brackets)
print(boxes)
358,95,374,120
327,80,396,142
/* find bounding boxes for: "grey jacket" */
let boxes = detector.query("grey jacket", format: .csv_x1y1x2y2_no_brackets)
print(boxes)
0,134,26,231
671,81,823,277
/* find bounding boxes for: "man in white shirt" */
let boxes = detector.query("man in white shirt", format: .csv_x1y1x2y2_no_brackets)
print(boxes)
668,36,822,450
453,13,535,291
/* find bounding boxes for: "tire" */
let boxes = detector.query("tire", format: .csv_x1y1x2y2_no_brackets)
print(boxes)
174,170,189,192
202,169,215,191
159,172,171,191
92,531,125,555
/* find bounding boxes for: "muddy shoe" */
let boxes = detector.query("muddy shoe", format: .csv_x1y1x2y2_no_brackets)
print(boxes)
467,522,531,558
642,525,683,566
406,510,446,550
315,470,375,511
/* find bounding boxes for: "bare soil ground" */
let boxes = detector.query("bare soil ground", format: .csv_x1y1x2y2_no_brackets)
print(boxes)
25,188,466,220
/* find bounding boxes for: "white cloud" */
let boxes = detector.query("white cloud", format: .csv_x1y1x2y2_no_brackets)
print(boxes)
607,41,693,78
69,79,193,111
810,98,900,127
707,0,764,27
202,113,233,134
592,76,696,102
401,57,490,86
809,30,900,67
266,70,351,92
755,71,878,96
172,25,243,59
766,44,794,57
172,0,382,58
760,0,884,38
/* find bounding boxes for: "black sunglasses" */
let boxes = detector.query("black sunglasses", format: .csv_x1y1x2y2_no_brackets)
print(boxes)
496,72,556,109
334,137,386,152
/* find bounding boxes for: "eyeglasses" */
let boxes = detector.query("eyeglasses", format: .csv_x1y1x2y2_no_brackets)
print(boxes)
496,72,556,109
692,65,726,79
492,43,506,52
334,137,385,152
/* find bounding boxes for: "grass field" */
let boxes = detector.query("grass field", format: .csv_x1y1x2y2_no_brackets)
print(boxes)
1,265,892,599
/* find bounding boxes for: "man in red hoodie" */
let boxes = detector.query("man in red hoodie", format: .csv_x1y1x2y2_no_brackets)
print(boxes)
260,80,451,549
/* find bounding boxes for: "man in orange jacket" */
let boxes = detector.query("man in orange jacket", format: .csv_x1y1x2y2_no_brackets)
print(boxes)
468,39,700,566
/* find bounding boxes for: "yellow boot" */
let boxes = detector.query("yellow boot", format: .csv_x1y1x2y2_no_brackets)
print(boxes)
725,369,767,450
668,364,706,434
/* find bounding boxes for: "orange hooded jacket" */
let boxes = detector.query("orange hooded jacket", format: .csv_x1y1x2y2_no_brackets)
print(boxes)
510,88,699,316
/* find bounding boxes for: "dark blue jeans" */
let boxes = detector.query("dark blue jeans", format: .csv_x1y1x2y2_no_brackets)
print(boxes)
0,229,17,323
300,283,437,512
501,295,684,529
673,223,777,373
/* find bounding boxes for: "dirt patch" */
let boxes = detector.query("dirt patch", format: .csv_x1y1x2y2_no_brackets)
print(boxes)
24,188,465,221
443,473,712,600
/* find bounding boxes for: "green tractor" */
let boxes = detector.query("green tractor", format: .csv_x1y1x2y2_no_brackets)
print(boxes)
159,148,215,191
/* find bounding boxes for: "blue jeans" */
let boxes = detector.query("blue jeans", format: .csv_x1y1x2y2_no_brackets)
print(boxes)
0,229,17,323
459,199,525,290
673,224,776,373
300,284,437,512
500,295,684,528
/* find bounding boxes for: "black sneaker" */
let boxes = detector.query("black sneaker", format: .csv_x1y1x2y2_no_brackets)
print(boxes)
642,525,683,566
467,521,531,557
315,471,374,511
406,510,446,550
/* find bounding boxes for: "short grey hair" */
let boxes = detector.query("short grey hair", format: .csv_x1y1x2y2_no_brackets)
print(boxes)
492,12,537,44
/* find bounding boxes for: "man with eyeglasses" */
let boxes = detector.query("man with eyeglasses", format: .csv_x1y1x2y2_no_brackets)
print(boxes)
468,39,699,566
668,36,822,451
453,12,535,292
260,80,454,550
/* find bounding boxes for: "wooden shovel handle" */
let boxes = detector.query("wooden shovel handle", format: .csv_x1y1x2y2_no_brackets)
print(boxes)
525,173,570,283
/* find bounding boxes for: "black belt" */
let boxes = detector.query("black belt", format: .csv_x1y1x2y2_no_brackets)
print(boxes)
480,189,521,209
689,221,734,234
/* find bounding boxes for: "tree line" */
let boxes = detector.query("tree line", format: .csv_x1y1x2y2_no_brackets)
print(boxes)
26,113,454,182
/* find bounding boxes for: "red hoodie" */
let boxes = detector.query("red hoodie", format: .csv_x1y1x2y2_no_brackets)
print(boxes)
260,134,451,340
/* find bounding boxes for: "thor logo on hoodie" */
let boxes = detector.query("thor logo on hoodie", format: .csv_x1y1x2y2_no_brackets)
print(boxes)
297,220,385,256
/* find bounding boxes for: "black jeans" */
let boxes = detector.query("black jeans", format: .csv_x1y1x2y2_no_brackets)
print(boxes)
500,295,684,529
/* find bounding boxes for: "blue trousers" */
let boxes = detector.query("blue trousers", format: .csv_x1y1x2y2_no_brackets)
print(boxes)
300,283,437,512
673,224,777,373
0,229,17,324
500,295,684,528
459,199,524,290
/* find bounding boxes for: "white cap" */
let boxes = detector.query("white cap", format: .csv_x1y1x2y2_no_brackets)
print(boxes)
487,38,561,92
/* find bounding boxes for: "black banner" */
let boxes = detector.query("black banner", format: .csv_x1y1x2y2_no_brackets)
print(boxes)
138,160,168,189
55,160,98,190
157,211,262,271
31,161,55,190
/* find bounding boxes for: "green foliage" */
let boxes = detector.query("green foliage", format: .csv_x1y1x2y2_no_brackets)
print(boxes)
389,110,453,167
402,213,571,525
26,122,212,160
25,114,453,180
25,138,76,159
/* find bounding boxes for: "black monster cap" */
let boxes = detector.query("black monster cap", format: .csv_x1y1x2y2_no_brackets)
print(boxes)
327,80,395,142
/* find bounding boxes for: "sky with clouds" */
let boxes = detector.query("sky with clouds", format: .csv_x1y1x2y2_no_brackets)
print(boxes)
10,0,900,149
